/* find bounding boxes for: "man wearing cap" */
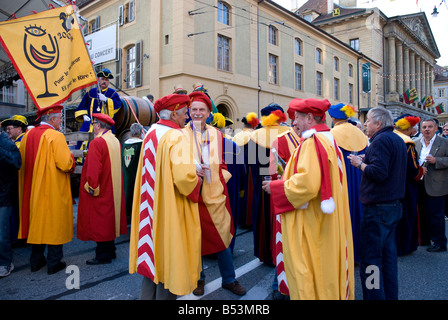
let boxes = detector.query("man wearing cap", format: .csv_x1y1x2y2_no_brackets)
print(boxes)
348,107,407,300
18,106,75,275
1,115,28,148
129,94,203,299
182,91,246,296
248,103,289,266
77,113,127,265
329,103,369,263
393,115,425,256
262,98,354,300
75,68,122,133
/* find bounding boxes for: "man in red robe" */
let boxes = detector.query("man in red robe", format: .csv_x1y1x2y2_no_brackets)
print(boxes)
18,105,75,275
182,91,246,296
77,113,127,265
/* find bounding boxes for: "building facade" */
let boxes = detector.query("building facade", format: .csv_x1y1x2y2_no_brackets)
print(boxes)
75,0,379,130
296,0,441,121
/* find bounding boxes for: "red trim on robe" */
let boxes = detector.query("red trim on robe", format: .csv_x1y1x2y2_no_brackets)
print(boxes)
271,180,295,214
21,125,50,238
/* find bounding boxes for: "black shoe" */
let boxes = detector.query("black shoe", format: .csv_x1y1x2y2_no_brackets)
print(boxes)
86,258,112,265
30,259,46,272
48,261,66,275
426,245,447,252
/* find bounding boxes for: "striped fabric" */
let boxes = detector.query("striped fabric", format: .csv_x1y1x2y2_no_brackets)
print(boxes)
136,131,158,280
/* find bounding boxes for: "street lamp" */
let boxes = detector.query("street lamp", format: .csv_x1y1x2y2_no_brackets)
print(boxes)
431,5,439,17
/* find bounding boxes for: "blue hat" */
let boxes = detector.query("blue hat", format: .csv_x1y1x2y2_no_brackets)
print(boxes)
97,68,114,79
261,103,284,116
328,103,348,119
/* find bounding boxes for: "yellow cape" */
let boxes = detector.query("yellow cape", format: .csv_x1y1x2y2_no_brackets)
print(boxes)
278,132,355,300
129,127,202,295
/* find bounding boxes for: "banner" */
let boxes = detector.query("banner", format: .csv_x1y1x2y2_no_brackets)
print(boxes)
403,88,418,104
436,103,445,114
85,24,117,65
0,6,97,110
422,96,434,108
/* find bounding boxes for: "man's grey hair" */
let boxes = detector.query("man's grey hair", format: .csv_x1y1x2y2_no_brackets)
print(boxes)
40,113,59,123
158,106,187,120
130,122,143,137
97,119,112,130
367,107,394,128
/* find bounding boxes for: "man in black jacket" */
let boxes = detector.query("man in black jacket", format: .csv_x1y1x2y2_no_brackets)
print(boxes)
0,130,21,277
349,107,407,300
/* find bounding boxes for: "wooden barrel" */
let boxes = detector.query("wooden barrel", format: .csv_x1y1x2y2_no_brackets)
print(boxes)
115,96,158,134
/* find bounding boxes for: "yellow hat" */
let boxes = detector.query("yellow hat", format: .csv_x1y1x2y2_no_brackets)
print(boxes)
1,114,28,128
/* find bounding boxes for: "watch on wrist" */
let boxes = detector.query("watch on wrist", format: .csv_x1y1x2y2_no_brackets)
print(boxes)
357,162,363,169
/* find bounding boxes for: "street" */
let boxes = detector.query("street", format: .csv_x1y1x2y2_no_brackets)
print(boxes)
1,199,448,301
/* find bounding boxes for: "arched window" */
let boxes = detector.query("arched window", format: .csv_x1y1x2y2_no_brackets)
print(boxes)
334,56,339,71
295,38,302,56
217,1,230,25
269,25,278,45
316,48,322,64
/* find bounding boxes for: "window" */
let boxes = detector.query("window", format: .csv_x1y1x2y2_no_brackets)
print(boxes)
269,25,278,46
316,48,322,64
334,78,340,100
316,72,323,96
217,1,230,25
349,84,354,104
126,45,136,89
218,35,231,71
269,54,278,84
294,38,302,56
334,57,339,71
88,16,100,34
119,1,135,26
350,38,359,51
439,88,445,98
349,64,353,77
295,63,302,91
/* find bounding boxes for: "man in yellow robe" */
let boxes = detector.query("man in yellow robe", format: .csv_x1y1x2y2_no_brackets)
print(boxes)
129,94,203,299
183,91,246,296
263,98,354,300
18,105,75,275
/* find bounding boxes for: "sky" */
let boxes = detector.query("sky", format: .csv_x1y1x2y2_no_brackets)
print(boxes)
273,0,448,66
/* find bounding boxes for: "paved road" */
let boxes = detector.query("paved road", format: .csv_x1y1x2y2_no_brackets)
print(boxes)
1,200,448,300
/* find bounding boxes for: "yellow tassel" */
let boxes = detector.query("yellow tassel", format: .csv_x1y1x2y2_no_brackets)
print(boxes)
212,113,226,128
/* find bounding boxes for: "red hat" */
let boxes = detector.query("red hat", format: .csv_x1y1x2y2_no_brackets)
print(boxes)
154,94,191,114
93,113,115,126
189,91,213,112
36,105,63,120
288,98,331,121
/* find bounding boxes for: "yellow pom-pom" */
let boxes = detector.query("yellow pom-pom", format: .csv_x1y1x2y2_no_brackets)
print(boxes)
212,113,226,128
341,105,356,118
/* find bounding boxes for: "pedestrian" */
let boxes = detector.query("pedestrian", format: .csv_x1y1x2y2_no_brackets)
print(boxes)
122,122,144,222
393,114,425,256
263,98,354,300
248,103,289,266
129,93,203,300
415,118,448,252
0,130,21,277
329,103,369,262
77,113,127,265
1,115,28,147
442,123,448,138
348,107,407,300
75,68,122,134
18,105,75,275
183,91,246,296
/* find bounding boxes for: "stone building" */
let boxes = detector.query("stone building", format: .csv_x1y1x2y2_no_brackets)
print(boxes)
76,0,379,129
295,0,441,121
